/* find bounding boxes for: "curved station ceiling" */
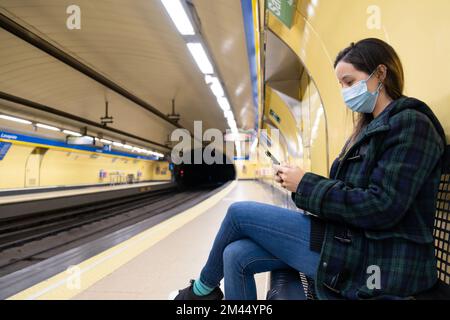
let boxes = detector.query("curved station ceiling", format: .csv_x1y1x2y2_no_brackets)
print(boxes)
0,0,256,151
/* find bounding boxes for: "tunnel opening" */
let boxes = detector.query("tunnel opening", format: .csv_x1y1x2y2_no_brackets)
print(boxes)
171,148,236,191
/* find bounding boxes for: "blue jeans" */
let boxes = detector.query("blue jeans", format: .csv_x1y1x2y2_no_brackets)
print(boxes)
199,201,320,300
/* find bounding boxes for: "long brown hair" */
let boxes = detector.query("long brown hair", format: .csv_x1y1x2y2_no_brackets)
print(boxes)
334,38,405,157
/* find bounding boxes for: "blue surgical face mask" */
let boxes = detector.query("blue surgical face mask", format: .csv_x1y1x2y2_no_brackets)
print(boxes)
341,71,383,113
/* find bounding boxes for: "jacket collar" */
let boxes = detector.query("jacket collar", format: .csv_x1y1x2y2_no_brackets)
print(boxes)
364,97,407,136
361,96,446,143
348,98,401,148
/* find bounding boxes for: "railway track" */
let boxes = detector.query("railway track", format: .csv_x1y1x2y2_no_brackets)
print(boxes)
0,186,217,276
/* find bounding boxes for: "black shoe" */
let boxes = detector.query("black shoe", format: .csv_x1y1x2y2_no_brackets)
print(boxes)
173,280,224,300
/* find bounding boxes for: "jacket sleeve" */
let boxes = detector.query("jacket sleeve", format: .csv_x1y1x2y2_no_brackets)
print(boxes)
292,110,445,230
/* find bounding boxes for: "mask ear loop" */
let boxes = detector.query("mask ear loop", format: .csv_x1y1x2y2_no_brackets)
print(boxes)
371,67,384,93
368,65,382,80
376,81,383,92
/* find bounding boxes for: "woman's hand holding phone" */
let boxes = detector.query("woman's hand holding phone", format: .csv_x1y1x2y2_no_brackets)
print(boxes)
273,164,306,193
274,170,283,184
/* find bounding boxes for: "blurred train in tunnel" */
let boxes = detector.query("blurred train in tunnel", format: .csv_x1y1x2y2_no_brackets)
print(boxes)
171,148,237,190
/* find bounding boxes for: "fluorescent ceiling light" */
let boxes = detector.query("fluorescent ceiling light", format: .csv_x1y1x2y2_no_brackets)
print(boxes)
36,123,61,132
217,97,231,112
187,43,214,74
204,75,215,84
144,149,164,158
100,139,112,145
82,136,95,143
226,118,235,128
210,80,224,98
113,142,124,148
161,0,195,36
224,110,234,120
205,76,224,97
63,130,82,137
134,147,147,154
123,145,133,150
0,115,32,125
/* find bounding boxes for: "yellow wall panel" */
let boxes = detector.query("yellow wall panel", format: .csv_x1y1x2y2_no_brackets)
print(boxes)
265,86,302,157
0,142,171,189
268,0,450,174
151,162,171,181
40,150,171,186
304,83,328,176
0,144,33,189
235,160,257,180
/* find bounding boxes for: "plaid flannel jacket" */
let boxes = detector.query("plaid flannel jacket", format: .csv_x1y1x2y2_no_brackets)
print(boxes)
292,97,447,299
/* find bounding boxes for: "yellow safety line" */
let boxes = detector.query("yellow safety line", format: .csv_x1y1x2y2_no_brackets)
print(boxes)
7,181,238,300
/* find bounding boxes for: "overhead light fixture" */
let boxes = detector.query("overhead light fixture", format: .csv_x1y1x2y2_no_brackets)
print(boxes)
146,149,163,158
205,76,224,97
113,142,124,148
160,0,195,36
100,139,112,145
63,130,82,137
137,149,144,153
160,0,238,131
224,110,234,120
227,119,236,129
217,97,231,112
0,114,32,125
204,75,215,83
123,145,133,150
36,123,61,132
187,43,214,74
159,0,238,132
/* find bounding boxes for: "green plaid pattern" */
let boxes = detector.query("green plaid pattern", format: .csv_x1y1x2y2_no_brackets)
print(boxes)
292,97,447,299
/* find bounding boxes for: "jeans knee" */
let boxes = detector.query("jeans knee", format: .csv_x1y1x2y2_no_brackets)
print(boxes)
223,241,239,262
226,201,255,222
223,241,245,271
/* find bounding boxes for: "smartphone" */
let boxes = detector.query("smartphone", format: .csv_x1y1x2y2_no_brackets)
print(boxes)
265,151,280,165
